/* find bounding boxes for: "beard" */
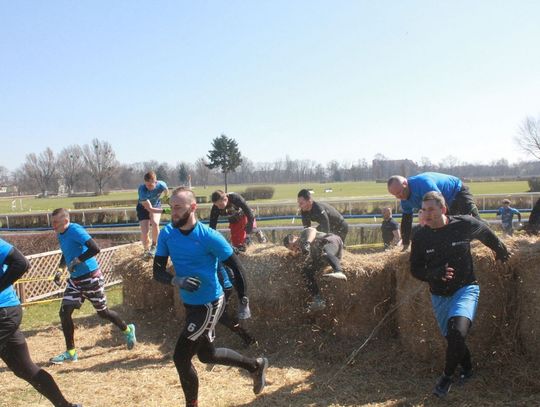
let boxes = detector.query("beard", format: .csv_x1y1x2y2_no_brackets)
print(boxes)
173,210,192,228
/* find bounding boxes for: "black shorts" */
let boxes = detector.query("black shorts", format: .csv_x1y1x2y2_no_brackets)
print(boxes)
0,305,26,355
181,295,225,343
136,203,150,221
62,269,108,311
449,186,480,219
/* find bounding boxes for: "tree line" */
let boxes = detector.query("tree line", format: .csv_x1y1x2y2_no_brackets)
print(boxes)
2,114,540,196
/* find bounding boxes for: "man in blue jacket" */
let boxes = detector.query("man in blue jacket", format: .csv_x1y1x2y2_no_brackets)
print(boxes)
387,172,481,249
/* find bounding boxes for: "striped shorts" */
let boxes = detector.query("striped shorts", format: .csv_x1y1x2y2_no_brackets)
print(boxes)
62,269,108,312
181,295,225,343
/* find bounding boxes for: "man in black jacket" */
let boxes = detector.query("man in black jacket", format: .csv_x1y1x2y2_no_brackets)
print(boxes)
209,190,267,250
297,189,348,243
410,191,510,398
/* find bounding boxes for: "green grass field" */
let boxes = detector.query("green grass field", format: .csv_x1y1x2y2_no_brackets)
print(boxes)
0,180,532,214
21,285,123,330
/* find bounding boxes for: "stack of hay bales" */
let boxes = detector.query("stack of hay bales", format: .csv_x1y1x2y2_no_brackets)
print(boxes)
239,244,395,339
110,236,540,376
112,245,175,312
394,239,519,364
513,237,540,366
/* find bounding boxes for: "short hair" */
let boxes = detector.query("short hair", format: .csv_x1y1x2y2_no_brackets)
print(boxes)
144,171,157,182
382,207,392,213
422,191,446,208
283,234,295,247
387,175,405,187
211,190,226,203
502,199,511,204
297,189,312,200
171,187,196,203
52,208,70,219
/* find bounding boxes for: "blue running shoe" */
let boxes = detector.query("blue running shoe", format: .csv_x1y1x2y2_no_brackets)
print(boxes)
50,350,78,365
124,323,136,350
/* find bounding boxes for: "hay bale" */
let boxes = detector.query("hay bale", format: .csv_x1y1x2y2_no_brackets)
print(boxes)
395,242,514,363
112,245,175,312
239,244,394,339
513,237,540,365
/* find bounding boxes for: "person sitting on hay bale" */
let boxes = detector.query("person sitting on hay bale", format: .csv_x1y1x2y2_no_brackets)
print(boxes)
283,227,347,312
410,191,510,398
217,263,256,347
0,238,82,407
49,208,136,365
152,188,268,407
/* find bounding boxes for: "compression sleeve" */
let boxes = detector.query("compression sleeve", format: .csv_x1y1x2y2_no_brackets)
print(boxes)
232,194,255,233
209,205,219,230
153,255,173,285
0,247,31,292
78,238,100,262
222,253,247,299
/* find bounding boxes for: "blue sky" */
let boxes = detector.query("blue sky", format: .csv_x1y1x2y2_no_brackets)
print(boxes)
2,1,540,171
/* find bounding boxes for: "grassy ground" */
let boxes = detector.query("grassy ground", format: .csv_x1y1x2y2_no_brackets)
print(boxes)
2,298,537,407
0,180,532,214
21,286,123,330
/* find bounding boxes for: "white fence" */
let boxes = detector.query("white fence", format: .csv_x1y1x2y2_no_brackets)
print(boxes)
15,243,136,304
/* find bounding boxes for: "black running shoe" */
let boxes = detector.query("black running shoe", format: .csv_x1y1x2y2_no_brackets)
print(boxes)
457,368,473,385
433,374,453,398
252,357,269,395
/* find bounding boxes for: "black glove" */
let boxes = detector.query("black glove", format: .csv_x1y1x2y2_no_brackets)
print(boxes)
495,248,510,263
171,276,201,292
301,241,311,256
67,258,81,272
53,270,63,287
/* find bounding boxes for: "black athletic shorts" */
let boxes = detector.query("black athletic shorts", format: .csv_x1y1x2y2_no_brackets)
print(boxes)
0,305,26,354
136,203,150,221
181,295,225,343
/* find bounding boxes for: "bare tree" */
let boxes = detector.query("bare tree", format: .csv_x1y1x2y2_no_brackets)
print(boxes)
0,166,9,185
22,147,58,196
82,139,118,195
57,145,84,194
515,115,540,160
194,157,211,188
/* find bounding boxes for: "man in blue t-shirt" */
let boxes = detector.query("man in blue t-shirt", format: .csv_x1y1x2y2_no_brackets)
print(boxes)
497,199,522,236
153,188,268,407
137,170,169,258
49,208,136,364
0,238,82,407
387,172,481,249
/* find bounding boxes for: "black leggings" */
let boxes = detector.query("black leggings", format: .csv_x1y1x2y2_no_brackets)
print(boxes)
302,242,343,296
1,306,73,407
444,316,472,377
449,186,481,220
60,304,127,349
173,334,258,405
